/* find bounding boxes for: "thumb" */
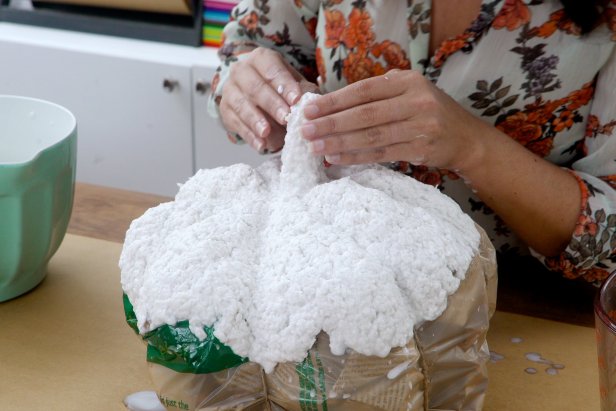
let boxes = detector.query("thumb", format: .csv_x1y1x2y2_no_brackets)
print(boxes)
299,80,320,96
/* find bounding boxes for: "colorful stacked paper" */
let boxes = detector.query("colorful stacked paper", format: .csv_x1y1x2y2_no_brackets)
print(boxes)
203,0,239,47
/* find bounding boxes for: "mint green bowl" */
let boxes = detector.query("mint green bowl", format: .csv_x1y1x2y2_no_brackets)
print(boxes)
0,95,77,302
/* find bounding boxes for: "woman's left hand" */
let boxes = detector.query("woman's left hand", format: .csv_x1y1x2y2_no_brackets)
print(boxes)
300,70,585,258
301,69,490,175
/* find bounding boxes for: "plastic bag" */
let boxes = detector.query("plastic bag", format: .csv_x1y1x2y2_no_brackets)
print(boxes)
124,225,496,411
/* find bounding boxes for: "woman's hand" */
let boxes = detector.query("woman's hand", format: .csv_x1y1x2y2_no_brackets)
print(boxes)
220,47,318,153
301,69,583,257
301,69,489,175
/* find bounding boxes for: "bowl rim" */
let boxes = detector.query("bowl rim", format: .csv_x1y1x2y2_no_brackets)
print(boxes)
0,94,77,166
595,271,616,334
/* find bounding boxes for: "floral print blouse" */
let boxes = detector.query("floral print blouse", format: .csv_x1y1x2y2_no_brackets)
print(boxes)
209,0,616,283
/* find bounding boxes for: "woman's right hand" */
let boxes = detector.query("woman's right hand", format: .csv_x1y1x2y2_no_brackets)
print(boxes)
219,47,318,153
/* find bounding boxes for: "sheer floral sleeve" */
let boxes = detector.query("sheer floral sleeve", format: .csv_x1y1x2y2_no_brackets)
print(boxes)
539,45,616,283
207,0,320,143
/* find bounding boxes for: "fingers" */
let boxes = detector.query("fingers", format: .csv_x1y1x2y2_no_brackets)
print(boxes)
324,142,410,166
220,105,265,152
307,120,412,155
323,136,431,166
219,83,286,153
299,79,320,96
251,47,303,106
308,119,435,166
220,47,321,153
301,95,409,141
234,64,291,125
303,69,412,120
221,82,272,140
262,112,286,153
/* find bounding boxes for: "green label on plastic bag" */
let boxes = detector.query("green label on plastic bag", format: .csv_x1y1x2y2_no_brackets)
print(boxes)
296,352,328,411
123,294,247,374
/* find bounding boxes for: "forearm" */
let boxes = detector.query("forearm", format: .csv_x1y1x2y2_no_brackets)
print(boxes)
461,121,581,257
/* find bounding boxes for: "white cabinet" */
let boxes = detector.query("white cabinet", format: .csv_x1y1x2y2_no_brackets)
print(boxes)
0,22,264,197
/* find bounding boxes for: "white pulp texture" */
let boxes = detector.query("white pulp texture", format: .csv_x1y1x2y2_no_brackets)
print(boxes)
120,93,480,373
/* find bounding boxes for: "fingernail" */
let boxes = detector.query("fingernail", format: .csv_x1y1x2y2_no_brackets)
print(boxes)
256,120,268,138
325,154,340,163
255,139,265,152
303,104,319,118
301,123,316,139
277,85,284,94
309,139,325,153
277,107,289,124
288,91,299,104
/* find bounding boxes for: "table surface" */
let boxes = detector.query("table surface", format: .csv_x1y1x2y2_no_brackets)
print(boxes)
0,182,602,411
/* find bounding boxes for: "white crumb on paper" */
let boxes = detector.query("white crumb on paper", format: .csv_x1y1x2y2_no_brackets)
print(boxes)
387,360,412,380
120,93,480,373
123,391,166,411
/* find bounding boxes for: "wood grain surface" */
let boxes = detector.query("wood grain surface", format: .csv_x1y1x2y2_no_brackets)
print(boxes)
68,182,170,243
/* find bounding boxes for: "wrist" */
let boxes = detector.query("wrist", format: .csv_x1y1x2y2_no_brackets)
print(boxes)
451,120,493,181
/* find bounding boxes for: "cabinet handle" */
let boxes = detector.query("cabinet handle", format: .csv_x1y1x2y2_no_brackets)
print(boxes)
195,80,211,95
163,78,179,92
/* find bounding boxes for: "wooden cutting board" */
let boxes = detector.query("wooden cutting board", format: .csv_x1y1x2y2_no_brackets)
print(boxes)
0,234,600,411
